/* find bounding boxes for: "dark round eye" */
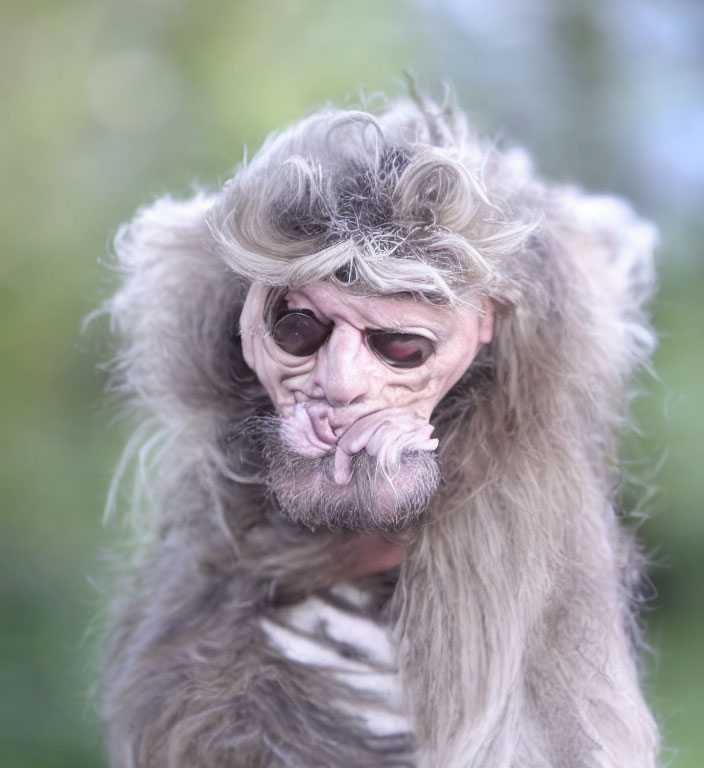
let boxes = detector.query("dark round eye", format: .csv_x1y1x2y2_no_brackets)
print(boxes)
366,332,434,368
272,311,332,357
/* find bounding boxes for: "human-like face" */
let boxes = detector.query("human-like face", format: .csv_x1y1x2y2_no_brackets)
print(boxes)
240,280,493,530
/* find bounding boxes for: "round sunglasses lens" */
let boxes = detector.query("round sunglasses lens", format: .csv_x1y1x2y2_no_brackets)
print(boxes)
272,312,331,356
367,332,433,368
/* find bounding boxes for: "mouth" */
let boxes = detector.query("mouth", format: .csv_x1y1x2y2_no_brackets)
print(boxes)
279,402,386,461
279,402,337,457
281,400,437,452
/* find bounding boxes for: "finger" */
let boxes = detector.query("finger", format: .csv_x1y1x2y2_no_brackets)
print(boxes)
364,420,418,458
365,420,436,458
333,444,354,485
336,412,390,457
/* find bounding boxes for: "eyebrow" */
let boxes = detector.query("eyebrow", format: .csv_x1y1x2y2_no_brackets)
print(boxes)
366,320,445,341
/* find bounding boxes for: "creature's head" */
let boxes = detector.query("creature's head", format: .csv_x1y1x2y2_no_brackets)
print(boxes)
206,100,535,532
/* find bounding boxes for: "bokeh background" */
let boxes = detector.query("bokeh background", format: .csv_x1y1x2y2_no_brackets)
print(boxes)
2,1,702,766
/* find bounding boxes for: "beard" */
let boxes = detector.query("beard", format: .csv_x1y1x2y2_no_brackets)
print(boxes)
243,413,440,533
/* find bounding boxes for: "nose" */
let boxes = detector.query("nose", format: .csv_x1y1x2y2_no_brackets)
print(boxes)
313,325,372,406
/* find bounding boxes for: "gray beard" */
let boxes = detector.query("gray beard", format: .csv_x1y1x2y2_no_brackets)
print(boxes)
244,414,440,533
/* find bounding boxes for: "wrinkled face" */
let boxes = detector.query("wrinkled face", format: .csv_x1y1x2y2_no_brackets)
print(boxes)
240,280,493,531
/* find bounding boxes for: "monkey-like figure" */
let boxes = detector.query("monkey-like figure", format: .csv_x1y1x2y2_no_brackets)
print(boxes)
100,94,659,767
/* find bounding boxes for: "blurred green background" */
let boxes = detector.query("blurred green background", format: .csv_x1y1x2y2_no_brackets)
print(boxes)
1,1,702,766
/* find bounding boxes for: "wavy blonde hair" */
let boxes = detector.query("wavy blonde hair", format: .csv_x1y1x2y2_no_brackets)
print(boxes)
100,92,659,767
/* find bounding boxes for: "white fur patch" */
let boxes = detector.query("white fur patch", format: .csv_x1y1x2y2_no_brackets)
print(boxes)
260,585,411,738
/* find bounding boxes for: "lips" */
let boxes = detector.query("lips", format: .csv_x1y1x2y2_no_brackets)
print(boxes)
280,402,377,457
280,403,337,457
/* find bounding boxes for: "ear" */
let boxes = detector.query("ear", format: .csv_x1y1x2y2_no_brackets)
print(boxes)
478,297,494,344
239,281,269,372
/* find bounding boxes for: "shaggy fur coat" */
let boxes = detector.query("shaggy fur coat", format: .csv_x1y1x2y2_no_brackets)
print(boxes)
99,95,659,767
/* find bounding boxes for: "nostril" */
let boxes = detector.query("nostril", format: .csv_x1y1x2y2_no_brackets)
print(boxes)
310,384,327,400
324,388,364,408
332,393,365,408
322,370,368,407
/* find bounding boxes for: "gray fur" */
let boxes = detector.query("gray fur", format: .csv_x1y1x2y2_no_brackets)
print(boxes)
99,93,659,767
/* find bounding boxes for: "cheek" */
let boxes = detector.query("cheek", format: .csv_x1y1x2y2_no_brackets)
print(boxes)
250,336,317,409
371,343,477,415
424,340,481,405
394,308,484,411
372,370,439,418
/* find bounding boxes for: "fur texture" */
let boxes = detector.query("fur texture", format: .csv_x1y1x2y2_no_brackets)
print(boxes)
99,93,659,767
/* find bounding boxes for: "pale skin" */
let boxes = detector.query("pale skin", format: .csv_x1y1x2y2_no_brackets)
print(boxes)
240,280,493,575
